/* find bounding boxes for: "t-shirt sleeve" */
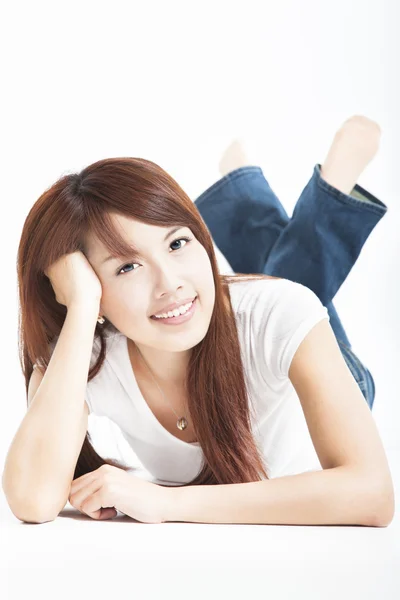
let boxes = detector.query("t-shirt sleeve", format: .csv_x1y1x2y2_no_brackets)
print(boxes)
259,280,330,380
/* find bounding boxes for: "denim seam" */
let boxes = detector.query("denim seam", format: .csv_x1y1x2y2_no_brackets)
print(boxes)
194,166,263,207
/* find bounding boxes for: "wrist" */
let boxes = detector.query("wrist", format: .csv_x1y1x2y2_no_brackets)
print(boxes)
162,485,183,523
67,300,100,318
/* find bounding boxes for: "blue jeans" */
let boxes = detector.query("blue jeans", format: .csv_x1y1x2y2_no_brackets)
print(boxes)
194,163,388,411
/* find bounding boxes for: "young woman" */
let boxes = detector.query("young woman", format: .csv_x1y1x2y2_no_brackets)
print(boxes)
3,115,394,527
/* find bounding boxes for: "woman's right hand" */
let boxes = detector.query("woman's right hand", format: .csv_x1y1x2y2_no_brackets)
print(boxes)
44,250,103,310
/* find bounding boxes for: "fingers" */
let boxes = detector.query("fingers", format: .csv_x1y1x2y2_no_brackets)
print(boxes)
70,478,101,515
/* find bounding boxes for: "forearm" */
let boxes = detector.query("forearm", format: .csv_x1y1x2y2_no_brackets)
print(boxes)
166,466,392,527
3,302,99,520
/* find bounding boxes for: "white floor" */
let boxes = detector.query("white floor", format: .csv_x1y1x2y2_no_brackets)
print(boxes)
1,414,399,600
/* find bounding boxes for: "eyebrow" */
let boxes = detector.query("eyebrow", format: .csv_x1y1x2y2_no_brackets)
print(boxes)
100,226,185,265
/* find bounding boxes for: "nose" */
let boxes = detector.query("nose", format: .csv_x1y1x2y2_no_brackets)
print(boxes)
153,265,186,301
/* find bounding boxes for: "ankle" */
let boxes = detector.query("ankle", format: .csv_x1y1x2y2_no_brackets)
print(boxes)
319,163,357,196
320,115,381,195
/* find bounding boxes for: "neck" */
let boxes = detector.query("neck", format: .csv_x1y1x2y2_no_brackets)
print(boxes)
128,338,191,388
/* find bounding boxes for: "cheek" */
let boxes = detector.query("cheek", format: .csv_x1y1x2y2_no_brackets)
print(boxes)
99,285,119,312
195,261,216,308
101,286,144,320
199,251,215,284
192,246,213,278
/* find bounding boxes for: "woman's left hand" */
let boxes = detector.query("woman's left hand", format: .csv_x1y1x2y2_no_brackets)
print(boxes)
68,464,172,523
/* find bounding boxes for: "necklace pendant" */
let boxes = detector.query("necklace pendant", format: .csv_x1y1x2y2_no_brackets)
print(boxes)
177,417,188,430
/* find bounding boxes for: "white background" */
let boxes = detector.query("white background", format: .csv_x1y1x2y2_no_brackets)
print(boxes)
1,1,399,599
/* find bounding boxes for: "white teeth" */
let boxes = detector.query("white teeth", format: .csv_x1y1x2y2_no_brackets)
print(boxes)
154,299,194,319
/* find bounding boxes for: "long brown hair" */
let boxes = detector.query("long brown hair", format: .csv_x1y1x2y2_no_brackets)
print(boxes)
18,157,273,487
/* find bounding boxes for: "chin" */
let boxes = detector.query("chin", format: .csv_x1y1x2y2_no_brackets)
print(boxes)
166,332,205,353
156,323,209,353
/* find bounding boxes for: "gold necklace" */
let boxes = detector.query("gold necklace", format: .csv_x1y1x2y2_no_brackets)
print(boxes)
134,344,189,431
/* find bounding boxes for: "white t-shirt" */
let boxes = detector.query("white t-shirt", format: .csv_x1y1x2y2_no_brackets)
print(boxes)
34,245,330,485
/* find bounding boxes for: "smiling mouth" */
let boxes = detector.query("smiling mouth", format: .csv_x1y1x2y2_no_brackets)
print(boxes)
150,296,198,319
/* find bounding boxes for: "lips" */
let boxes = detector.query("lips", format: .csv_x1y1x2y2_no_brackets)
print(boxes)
150,296,197,318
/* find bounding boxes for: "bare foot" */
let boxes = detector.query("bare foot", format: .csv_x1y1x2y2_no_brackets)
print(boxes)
320,115,381,195
218,137,263,177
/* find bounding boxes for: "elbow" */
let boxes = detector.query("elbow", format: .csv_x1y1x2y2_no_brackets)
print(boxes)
367,507,394,528
3,485,65,524
364,481,396,527
8,502,59,524
20,496,66,524
3,470,68,524
371,496,395,528
17,511,58,524
341,465,396,527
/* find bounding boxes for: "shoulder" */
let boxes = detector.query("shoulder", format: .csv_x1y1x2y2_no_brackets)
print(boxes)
228,276,316,324
227,275,286,312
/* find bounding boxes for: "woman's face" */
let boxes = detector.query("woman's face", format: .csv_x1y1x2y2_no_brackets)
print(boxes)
85,214,216,353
